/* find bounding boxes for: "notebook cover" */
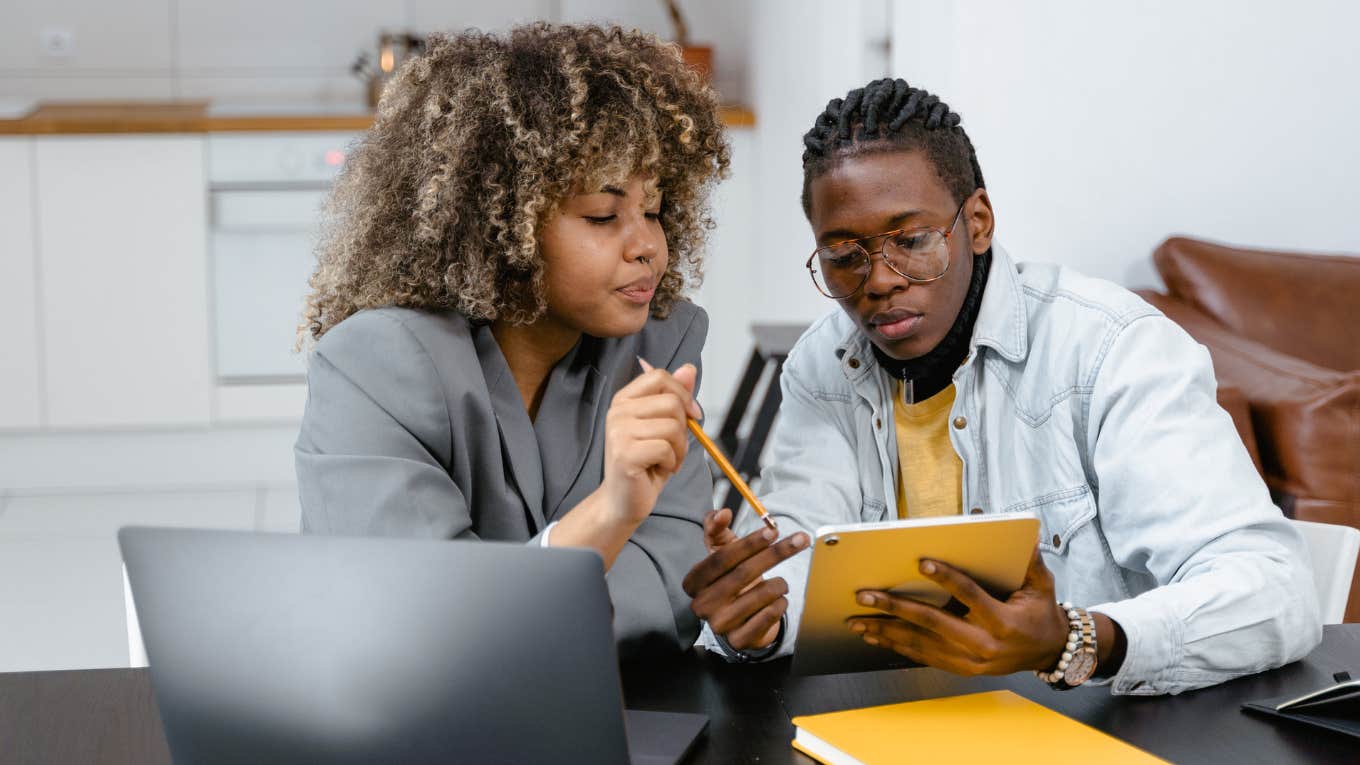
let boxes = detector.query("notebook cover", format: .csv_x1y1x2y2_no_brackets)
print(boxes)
791,690,1168,765
1269,679,1360,711
1242,688,1360,740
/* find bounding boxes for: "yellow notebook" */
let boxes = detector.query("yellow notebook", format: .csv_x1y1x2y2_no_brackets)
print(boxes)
791,690,1168,765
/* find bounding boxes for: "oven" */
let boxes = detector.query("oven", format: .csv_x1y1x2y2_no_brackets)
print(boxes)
206,132,357,402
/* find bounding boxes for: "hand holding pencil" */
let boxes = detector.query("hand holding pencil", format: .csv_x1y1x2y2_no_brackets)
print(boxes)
637,357,777,533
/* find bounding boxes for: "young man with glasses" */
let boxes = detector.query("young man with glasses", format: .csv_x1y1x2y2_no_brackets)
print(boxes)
681,78,1322,693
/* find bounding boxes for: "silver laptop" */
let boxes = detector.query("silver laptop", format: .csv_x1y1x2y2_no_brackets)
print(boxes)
119,527,706,764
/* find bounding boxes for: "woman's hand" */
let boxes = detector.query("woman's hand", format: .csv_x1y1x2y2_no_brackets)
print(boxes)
550,362,700,568
845,546,1071,676
684,508,809,651
600,362,702,525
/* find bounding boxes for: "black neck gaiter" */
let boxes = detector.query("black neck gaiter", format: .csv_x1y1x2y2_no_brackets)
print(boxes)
871,247,992,403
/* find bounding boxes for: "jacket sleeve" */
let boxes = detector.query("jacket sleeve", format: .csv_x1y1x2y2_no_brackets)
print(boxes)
295,311,484,540
1084,314,1322,695
699,344,867,658
611,307,713,658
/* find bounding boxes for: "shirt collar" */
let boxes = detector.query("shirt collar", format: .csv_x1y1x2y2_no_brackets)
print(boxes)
970,242,1028,363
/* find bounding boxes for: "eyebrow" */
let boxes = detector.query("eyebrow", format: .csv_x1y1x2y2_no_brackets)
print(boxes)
588,185,664,210
818,209,927,244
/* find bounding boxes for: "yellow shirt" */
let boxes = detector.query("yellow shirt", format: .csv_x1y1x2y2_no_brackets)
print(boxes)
894,381,963,519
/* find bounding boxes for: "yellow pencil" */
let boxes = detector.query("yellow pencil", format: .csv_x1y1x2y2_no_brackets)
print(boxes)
638,357,778,532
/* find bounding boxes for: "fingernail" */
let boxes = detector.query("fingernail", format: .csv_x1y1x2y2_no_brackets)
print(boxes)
762,527,776,541
856,592,875,607
850,622,866,633
863,636,880,646
920,560,936,575
792,533,808,549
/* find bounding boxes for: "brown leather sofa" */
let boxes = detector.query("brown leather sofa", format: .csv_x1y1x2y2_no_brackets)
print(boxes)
1136,236,1360,621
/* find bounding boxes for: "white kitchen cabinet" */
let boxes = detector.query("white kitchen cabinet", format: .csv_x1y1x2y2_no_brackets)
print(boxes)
35,136,212,428
0,138,43,430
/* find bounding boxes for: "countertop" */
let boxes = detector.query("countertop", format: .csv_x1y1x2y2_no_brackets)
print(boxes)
0,100,756,135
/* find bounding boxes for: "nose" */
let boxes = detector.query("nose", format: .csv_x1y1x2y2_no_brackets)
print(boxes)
862,248,909,297
623,212,663,263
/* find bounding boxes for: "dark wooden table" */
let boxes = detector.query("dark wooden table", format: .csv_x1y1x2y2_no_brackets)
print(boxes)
3,626,1357,764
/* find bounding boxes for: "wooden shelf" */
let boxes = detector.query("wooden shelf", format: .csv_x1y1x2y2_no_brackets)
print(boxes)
0,100,756,135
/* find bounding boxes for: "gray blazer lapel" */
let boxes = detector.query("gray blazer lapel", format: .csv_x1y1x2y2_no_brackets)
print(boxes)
537,336,630,521
474,327,547,531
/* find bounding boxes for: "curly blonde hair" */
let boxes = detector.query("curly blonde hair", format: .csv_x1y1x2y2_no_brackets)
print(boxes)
299,23,731,343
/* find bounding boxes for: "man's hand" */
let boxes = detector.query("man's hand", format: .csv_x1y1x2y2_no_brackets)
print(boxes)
845,545,1070,676
683,508,809,651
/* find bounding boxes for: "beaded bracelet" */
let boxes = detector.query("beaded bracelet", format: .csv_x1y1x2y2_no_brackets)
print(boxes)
1035,602,1096,688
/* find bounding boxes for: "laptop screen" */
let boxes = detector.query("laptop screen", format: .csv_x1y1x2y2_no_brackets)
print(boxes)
120,528,632,764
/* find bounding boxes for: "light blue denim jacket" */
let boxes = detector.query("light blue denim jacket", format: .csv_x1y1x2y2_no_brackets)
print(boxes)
705,244,1322,695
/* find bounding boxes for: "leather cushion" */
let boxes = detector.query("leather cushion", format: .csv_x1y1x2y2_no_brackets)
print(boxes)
1153,237,1360,373
1139,292,1360,511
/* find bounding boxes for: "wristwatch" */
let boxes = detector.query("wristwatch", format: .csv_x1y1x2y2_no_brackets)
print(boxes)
714,614,786,663
1035,603,1098,690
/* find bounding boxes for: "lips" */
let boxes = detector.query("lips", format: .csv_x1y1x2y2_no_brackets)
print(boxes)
868,306,924,340
616,276,658,305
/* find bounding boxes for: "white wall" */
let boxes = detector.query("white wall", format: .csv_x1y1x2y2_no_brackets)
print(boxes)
692,128,754,419
733,0,1360,337
743,0,891,328
891,0,1360,288
0,0,750,104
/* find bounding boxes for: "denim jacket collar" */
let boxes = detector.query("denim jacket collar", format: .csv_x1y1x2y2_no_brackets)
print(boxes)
969,244,1029,364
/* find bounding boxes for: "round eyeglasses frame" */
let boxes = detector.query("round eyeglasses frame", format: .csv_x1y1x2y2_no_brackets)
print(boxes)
805,198,968,299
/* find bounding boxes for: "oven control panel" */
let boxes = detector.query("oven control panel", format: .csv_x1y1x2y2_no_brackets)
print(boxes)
207,132,360,186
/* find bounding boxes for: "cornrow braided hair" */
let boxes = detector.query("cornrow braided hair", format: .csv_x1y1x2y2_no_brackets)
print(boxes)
800,77,984,215
300,23,730,344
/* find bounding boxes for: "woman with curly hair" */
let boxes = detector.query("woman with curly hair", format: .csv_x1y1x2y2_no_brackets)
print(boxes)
294,23,730,657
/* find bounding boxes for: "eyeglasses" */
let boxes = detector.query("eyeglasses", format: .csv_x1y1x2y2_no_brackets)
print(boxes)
805,199,968,299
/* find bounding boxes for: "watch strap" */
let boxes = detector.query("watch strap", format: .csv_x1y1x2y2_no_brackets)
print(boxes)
714,613,786,663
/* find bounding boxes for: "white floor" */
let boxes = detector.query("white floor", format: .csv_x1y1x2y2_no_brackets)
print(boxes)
0,425,302,673
0,417,759,673
0,485,301,673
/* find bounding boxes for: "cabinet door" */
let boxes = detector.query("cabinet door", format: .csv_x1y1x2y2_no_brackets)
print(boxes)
35,136,212,428
0,139,42,430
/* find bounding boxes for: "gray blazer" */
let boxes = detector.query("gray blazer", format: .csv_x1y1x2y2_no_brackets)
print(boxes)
295,301,712,657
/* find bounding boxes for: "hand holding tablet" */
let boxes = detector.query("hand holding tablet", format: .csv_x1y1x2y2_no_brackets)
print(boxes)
792,512,1057,676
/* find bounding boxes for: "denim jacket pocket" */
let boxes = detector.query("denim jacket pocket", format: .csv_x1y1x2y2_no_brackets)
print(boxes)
1008,485,1096,556
860,496,887,523
1010,485,1108,604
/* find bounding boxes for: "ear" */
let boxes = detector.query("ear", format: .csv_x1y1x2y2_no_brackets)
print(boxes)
965,188,995,255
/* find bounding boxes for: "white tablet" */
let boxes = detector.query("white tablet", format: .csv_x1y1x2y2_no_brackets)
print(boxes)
791,512,1039,676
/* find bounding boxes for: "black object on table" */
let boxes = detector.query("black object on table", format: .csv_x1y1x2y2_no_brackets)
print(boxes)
2,625,1358,764
714,323,809,514
1242,670,1360,740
